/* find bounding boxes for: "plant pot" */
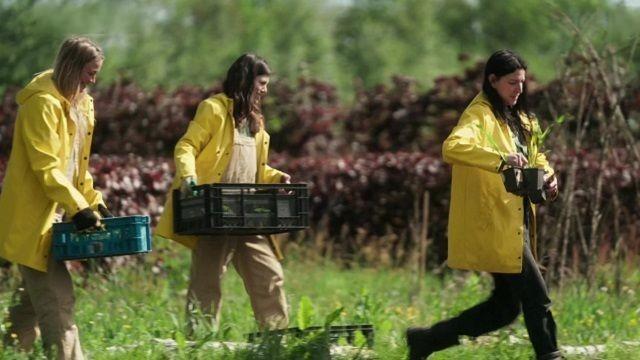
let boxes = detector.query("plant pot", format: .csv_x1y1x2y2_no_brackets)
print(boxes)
523,168,546,204
501,167,523,194
528,189,547,204
522,168,545,193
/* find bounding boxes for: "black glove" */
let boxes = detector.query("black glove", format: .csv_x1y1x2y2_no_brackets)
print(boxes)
98,204,114,218
72,208,100,232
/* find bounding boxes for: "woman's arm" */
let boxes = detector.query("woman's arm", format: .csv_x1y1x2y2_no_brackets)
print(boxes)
21,96,90,217
262,164,288,184
442,106,505,173
174,100,221,180
80,169,105,210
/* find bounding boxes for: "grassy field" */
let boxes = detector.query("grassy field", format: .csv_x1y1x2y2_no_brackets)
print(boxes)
0,238,638,359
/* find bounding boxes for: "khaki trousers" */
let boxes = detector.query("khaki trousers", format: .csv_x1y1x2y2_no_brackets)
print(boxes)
4,255,83,360
186,235,288,331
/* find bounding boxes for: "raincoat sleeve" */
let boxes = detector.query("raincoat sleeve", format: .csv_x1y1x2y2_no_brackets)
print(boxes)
21,97,90,216
81,169,105,210
442,106,504,173
174,100,220,179
263,165,287,184
257,131,287,184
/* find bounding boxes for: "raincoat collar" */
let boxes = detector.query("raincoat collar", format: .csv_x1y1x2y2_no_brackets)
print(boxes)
212,93,234,118
472,91,491,107
16,69,69,106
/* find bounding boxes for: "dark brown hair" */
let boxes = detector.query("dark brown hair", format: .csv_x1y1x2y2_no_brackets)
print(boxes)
222,53,271,136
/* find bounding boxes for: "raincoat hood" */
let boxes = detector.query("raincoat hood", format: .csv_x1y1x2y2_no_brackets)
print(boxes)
211,92,232,109
16,70,67,106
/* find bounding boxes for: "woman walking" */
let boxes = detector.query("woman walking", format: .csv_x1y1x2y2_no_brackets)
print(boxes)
406,49,561,360
155,53,290,332
0,36,111,359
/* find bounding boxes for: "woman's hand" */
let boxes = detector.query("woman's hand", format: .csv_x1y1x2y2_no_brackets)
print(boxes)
505,153,528,168
98,204,114,218
544,174,559,201
280,173,291,184
72,208,103,232
180,176,197,197
280,174,292,194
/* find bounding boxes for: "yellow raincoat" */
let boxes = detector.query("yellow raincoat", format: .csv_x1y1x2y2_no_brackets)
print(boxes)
442,93,554,273
0,70,104,272
155,93,287,249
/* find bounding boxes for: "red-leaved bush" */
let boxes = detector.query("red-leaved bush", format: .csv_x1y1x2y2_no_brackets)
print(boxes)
1,59,639,266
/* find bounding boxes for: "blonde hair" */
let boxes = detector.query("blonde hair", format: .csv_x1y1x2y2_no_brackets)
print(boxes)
52,36,104,101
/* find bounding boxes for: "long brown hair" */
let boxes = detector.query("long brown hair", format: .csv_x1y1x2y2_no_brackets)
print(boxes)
52,36,104,101
222,53,271,136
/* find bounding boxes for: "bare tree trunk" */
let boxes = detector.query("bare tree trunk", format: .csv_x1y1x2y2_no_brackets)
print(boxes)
542,9,638,287
586,142,607,288
409,191,430,300
418,191,430,285
546,74,590,284
610,186,624,295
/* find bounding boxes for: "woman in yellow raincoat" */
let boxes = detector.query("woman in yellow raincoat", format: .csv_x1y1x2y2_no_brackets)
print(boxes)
406,50,561,360
155,54,290,331
0,37,111,360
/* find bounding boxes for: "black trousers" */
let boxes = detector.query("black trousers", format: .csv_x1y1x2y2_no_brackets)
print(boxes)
433,244,560,358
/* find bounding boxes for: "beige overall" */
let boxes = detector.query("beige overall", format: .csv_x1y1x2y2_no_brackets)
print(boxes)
186,125,288,331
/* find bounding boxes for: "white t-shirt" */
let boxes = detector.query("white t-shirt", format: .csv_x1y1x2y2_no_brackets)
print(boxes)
54,95,88,222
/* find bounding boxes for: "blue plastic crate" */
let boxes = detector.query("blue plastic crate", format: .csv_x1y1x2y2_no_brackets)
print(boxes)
52,216,152,261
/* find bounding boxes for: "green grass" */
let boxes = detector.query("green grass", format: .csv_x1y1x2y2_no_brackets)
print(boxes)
0,238,638,359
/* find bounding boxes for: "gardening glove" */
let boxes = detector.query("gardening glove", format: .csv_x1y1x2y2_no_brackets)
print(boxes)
98,204,114,218
72,208,102,232
180,176,198,197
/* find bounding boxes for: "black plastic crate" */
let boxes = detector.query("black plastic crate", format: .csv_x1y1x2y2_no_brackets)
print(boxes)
173,183,309,235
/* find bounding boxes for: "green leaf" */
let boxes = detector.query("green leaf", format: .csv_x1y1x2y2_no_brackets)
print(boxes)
540,127,552,143
297,295,316,330
354,330,368,347
175,330,186,353
269,116,284,133
323,306,344,327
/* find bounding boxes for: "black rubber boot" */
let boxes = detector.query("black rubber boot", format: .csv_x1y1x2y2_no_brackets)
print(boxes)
537,350,564,360
406,325,459,360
